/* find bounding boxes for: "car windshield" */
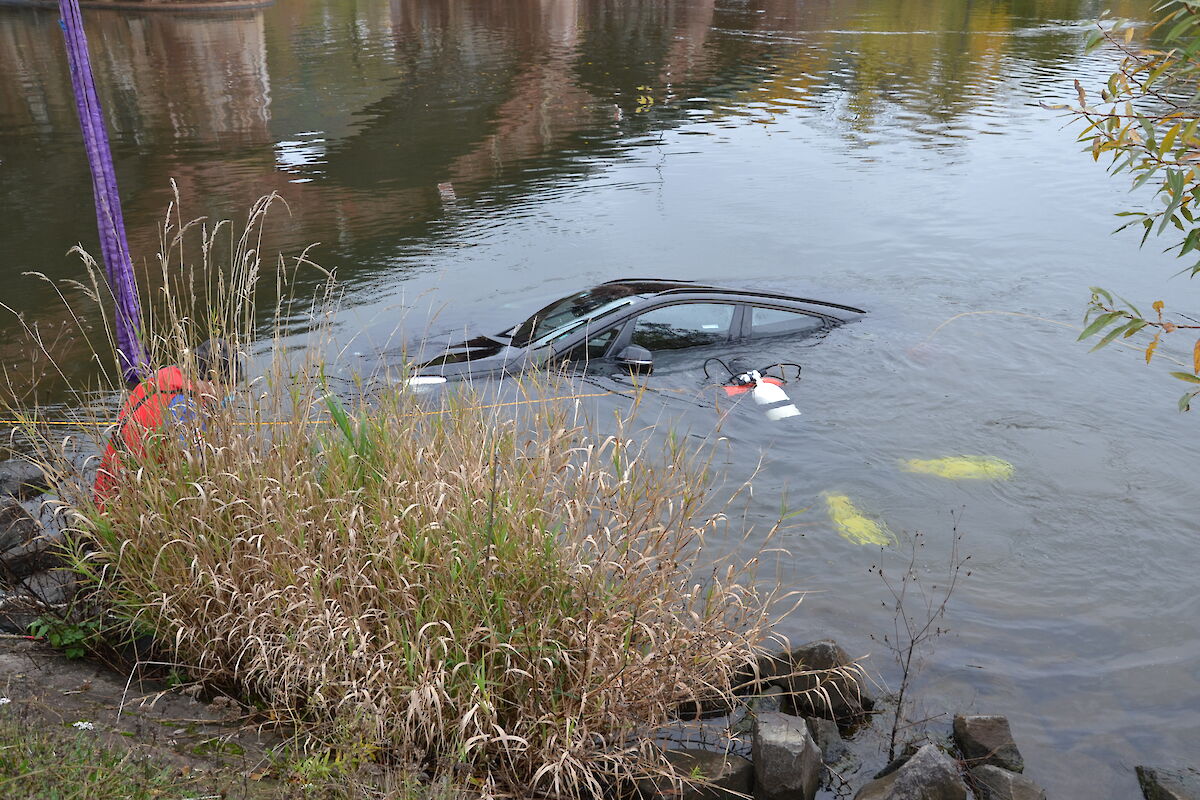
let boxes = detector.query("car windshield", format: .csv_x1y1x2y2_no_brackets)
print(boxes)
511,285,649,346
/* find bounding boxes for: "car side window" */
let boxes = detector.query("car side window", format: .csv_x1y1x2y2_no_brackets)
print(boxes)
631,303,736,350
557,325,620,363
749,307,826,339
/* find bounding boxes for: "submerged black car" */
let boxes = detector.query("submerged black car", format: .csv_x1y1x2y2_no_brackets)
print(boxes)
409,279,865,382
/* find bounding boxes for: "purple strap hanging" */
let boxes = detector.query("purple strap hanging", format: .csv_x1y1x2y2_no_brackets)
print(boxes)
59,0,148,386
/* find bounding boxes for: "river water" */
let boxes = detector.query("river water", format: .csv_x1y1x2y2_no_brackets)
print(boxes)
2,0,1198,796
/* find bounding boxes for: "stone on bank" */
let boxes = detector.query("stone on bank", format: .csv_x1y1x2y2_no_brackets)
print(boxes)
1136,766,1200,800
952,714,1024,773
969,765,1046,800
751,711,822,800
854,744,967,800
637,748,753,800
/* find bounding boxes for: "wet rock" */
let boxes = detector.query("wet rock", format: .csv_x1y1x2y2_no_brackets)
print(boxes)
952,715,1023,773
18,568,76,606
805,716,849,764
970,765,1046,800
1136,766,1200,800
0,592,44,633
855,744,967,800
0,569,77,633
771,640,874,723
752,710,822,800
0,517,66,583
0,460,48,499
872,743,922,780
637,748,753,800
0,499,40,554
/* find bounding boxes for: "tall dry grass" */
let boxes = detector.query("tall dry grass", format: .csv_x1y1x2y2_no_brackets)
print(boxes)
3,193,785,797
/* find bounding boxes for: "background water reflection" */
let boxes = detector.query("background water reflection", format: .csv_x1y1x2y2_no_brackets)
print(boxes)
2,0,1198,796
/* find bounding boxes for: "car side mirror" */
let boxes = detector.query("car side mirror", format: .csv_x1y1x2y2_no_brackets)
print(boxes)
616,345,653,375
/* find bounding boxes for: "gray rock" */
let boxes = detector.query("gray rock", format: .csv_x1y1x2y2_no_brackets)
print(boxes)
0,569,77,633
637,748,753,800
17,568,76,606
752,710,822,800
734,650,792,692
874,745,920,780
805,716,849,764
730,686,784,735
1137,766,1200,800
0,592,43,634
970,765,1046,800
0,499,40,554
0,460,48,499
855,744,967,800
952,715,1023,773
749,685,785,715
0,518,66,583
771,640,874,723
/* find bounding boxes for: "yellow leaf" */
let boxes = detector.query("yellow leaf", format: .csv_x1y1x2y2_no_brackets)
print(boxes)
1153,300,1165,313
1146,332,1161,364
1075,79,1086,107
1193,338,1200,375
1163,123,1181,153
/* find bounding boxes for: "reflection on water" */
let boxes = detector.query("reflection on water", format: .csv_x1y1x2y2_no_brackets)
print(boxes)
1,0,1196,796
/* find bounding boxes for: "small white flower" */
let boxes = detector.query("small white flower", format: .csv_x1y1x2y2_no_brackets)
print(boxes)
72,721,94,731
0,697,10,705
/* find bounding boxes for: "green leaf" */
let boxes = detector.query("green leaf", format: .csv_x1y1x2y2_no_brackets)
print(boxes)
1166,16,1196,43
1078,311,1123,340
1179,391,1194,412
1116,294,1144,318
1089,287,1115,306
323,394,355,446
1122,319,1149,337
1091,320,1140,351
1170,371,1200,384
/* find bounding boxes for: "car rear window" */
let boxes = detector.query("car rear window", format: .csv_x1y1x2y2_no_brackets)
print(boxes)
749,307,826,338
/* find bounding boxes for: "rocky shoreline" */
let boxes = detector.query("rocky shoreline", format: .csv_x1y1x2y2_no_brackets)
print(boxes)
1,457,1196,800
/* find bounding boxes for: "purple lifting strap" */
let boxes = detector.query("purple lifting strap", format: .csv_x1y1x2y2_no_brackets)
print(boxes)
59,0,148,386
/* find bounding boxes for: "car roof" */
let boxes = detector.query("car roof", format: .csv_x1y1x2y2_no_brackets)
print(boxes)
596,278,867,316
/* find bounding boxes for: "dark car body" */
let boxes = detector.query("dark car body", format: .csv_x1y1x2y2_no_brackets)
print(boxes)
412,279,865,381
